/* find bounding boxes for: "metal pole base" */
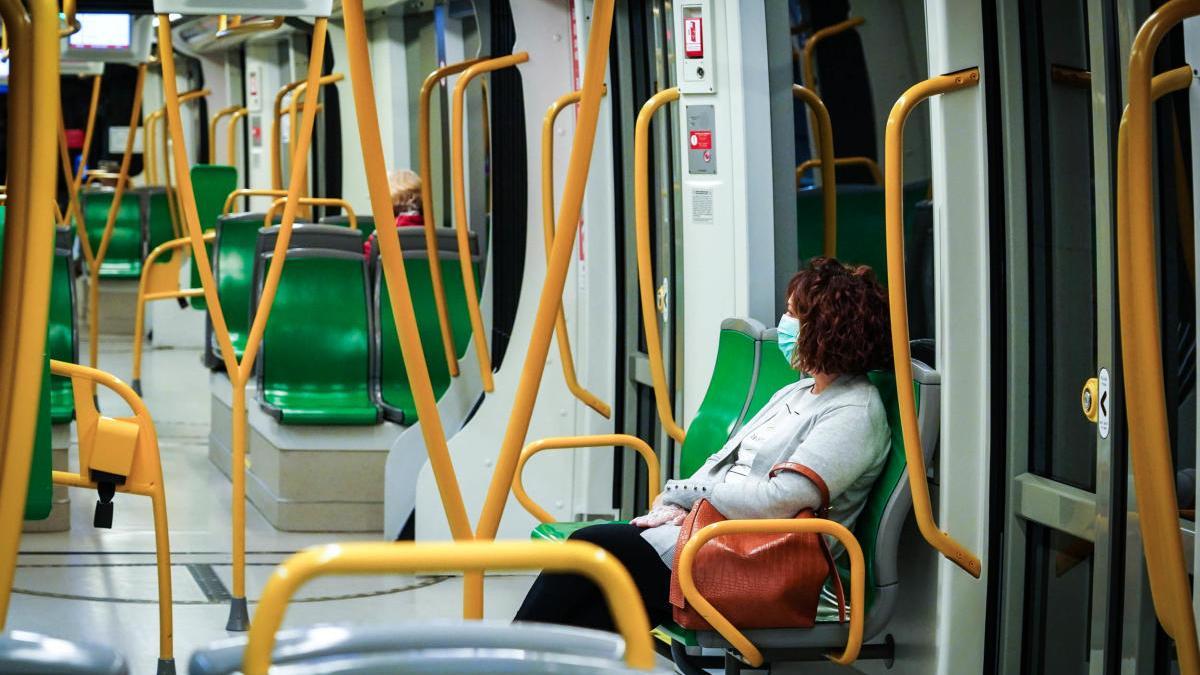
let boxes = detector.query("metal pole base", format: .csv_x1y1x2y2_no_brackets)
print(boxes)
226,596,250,632
156,657,176,675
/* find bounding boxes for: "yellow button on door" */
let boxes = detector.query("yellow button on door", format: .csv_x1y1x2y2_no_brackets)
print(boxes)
1081,377,1099,423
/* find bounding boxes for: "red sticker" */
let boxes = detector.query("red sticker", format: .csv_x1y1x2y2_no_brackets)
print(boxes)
684,17,703,58
689,130,712,150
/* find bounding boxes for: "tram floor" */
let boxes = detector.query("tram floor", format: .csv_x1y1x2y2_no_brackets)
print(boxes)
8,327,536,674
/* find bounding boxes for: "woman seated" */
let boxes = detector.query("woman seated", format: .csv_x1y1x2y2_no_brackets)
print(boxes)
515,257,893,632
363,169,424,256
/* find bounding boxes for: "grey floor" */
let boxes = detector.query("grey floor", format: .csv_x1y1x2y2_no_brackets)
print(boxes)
9,308,537,674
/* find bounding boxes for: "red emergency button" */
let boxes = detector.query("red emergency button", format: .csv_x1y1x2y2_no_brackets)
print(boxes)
684,16,703,58
689,130,712,150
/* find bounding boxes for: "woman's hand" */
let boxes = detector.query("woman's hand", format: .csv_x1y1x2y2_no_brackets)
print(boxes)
630,504,687,528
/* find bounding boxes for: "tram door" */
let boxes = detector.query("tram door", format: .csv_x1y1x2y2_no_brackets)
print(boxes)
996,0,1196,672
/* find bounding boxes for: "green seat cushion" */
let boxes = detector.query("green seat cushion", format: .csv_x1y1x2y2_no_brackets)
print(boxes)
530,520,631,542
189,165,239,308
796,181,928,285
677,324,758,478
377,255,479,424
260,255,378,426
82,189,143,278
47,253,75,423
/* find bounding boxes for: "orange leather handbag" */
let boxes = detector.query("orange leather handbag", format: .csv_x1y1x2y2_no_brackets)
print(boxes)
668,463,846,630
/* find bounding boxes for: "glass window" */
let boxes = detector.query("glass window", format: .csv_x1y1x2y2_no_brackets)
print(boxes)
1022,523,1095,674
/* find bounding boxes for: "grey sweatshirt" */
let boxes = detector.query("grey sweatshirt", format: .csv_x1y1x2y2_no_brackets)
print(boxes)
640,374,891,565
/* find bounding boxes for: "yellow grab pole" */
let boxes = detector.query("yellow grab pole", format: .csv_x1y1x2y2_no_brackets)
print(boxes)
132,231,215,389
58,114,91,264
159,15,329,629
801,16,864,134
144,109,161,185
243,541,657,674
222,188,288,216
209,104,241,163
676,519,865,666
156,108,185,238
542,88,610,418
226,107,247,166
342,0,473,544
0,0,58,627
796,156,882,187
513,434,657,524
466,0,616,619
884,68,981,578
792,85,836,257
62,73,102,263
451,54,530,393
263,196,356,229
632,88,684,443
417,58,483,378
59,0,77,36
85,64,146,370
1122,2,1200,668
272,73,342,190
214,16,283,40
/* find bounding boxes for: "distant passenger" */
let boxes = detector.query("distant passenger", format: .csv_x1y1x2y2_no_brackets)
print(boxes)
364,169,423,256
515,257,893,632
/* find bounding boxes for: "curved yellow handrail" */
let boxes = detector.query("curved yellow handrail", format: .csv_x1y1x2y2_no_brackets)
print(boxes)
225,107,247,167
676,518,865,666
634,87,684,444
341,0,473,546
467,0,616,619
222,188,289,216
158,14,329,615
244,541,656,674
451,53,530,393
143,109,162,185
796,156,883,187
132,231,216,387
543,87,611,418
214,15,283,40
884,68,981,578
209,105,242,163
61,73,101,263
0,0,59,627
1122,3,1200,669
801,16,863,137
263,196,356,230
273,72,342,190
513,434,658,523
418,57,484,378
792,85,836,257
58,0,78,37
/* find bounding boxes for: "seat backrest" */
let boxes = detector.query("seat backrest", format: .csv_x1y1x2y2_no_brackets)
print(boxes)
0,630,128,674
208,213,280,363
321,213,377,239
137,187,176,257
372,228,481,424
188,165,239,308
795,180,929,286
80,187,145,276
47,229,77,424
25,357,53,520
677,318,763,479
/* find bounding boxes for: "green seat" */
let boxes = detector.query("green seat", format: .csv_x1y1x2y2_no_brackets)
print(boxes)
531,520,629,542
373,228,480,424
321,214,376,240
255,225,379,425
796,180,929,285
206,213,284,368
80,187,144,278
140,187,176,257
47,228,77,424
189,165,239,309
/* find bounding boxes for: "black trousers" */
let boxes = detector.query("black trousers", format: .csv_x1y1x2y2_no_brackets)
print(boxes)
514,523,672,632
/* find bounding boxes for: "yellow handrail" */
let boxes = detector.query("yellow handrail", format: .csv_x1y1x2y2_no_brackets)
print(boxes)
85,64,147,371
222,188,288,216
61,73,101,264
0,0,58,627
417,57,483,378
800,16,863,138
273,73,342,190
451,53,530,393
262,196,356,229
466,0,616,619
209,104,242,163
214,16,283,40
158,90,208,238
58,0,78,36
144,109,162,185
792,85,836,257
50,359,174,664
634,87,684,443
542,87,611,417
341,0,473,547
1121,2,1200,669
226,107,248,166
513,434,657,524
158,13,329,625
244,541,657,674
796,156,882,187
884,68,981,578
676,518,865,666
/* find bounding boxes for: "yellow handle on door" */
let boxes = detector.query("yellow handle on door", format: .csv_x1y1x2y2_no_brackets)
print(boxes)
1081,377,1099,423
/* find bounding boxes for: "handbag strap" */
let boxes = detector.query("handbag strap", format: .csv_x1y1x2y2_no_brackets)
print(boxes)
769,462,847,623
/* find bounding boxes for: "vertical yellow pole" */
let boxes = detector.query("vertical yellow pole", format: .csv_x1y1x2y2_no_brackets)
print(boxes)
226,108,248,167
342,0,474,545
465,0,616,618
63,73,102,264
0,0,59,627
209,105,241,163
791,85,836,257
86,64,146,369
271,79,306,191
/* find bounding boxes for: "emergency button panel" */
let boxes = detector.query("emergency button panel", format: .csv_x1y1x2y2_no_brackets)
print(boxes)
679,0,714,94
686,105,716,174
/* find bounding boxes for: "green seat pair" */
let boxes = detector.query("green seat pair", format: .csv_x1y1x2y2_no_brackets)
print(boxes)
79,186,178,279
372,227,480,425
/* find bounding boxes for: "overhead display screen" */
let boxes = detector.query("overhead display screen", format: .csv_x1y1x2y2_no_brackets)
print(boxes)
68,13,132,50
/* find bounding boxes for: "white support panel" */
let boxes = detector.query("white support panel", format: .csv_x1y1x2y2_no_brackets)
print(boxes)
152,1,333,18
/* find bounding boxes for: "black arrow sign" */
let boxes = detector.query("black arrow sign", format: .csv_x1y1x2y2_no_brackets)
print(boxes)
1100,390,1108,417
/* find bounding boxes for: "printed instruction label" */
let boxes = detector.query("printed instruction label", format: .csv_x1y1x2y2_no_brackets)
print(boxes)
692,188,714,224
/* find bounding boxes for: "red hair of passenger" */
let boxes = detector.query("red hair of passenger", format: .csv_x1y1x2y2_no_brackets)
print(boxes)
786,257,892,375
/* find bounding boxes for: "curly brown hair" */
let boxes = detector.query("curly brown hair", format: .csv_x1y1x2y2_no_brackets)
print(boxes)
786,257,892,375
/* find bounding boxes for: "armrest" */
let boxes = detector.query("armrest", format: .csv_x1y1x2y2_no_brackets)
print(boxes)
512,433,659,524
144,231,215,268
675,518,865,667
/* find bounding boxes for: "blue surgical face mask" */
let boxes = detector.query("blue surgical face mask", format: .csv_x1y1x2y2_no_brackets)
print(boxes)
777,313,800,364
